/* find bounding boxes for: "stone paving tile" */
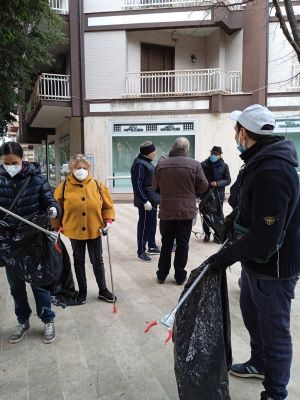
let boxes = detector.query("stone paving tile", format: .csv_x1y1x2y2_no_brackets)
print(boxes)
0,203,299,400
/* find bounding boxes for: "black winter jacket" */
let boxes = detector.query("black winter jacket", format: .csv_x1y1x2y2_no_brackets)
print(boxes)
201,158,231,202
131,154,160,207
0,161,60,226
213,138,300,279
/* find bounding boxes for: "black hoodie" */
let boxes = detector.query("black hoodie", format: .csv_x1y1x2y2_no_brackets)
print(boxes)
212,138,300,279
0,161,60,226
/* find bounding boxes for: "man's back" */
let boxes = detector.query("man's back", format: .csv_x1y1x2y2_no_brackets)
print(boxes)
153,153,208,220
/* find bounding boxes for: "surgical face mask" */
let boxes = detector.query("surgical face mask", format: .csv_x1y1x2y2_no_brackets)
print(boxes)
209,154,219,163
3,164,22,177
73,168,88,181
236,133,247,153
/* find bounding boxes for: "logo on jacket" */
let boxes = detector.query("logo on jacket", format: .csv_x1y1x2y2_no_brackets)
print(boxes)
264,216,276,226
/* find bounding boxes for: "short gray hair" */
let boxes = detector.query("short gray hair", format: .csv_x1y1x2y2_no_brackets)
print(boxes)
140,141,153,148
172,137,190,153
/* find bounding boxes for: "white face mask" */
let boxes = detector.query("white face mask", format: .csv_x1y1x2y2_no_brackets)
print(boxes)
4,164,22,177
73,168,88,181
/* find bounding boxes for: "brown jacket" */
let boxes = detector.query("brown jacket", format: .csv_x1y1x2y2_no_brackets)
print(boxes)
153,149,208,220
52,174,115,240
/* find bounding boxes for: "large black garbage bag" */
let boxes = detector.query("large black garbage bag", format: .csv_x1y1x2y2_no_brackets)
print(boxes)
199,189,225,242
50,240,77,307
173,264,232,400
0,215,61,290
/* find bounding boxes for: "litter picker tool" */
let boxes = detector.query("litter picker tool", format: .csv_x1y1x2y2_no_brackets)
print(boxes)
0,206,63,253
145,238,229,344
101,228,117,314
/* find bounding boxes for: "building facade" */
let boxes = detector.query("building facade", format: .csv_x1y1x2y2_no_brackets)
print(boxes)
19,0,300,193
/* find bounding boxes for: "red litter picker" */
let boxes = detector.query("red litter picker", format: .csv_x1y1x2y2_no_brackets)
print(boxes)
144,238,229,344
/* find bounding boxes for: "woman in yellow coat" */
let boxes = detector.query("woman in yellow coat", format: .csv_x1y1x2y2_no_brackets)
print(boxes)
53,154,116,305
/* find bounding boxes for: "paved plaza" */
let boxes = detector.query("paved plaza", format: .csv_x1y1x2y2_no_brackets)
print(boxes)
0,203,299,400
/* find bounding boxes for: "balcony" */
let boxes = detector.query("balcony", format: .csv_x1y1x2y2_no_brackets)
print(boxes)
124,0,244,10
26,73,71,128
49,0,69,14
124,68,241,98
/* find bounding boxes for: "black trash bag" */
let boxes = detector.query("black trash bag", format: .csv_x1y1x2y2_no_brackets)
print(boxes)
173,263,232,400
0,215,62,290
50,240,78,307
199,189,225,243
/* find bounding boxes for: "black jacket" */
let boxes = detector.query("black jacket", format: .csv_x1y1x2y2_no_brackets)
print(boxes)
0,161,60,226
214,138,300,279
131,154,160,208
201,158,231,202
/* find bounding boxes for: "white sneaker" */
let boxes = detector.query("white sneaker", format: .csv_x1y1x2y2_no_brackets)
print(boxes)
43,321,55,344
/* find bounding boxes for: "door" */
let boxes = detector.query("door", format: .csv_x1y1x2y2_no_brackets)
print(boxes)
141,43,175,95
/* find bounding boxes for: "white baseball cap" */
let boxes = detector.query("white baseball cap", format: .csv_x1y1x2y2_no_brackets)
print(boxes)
229,104,275,135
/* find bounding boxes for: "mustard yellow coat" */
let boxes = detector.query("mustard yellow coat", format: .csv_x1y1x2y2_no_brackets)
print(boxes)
53,173,115,240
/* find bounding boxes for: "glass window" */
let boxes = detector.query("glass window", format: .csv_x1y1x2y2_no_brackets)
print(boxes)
48,141,56,187
59,134,70,180
34,142,47,178
111,134,195,190
274,118,300,173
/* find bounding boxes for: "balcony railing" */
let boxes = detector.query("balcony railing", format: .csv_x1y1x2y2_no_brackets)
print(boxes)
124,68,241,97
26,73,71,118
124,0,245,10
49,0,69,14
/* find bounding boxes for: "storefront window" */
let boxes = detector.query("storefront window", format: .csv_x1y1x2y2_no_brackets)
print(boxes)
59,134,70,180
274,118,300,173
111,121,196,191
48,141,56,187
34,142,47,178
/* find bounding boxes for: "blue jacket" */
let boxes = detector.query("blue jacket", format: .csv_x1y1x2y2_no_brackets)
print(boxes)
214,138,300,279
131,154,160,208
0,161,60,226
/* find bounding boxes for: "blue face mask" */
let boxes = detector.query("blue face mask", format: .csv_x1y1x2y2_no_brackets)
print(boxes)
210,154,219,163
237,144,247,153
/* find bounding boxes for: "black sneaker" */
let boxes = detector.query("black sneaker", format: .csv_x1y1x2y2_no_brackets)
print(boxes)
157,278,165,284
9,321,30,343
230,361,264,379
147,246,161,255
98,288,117,303
43,321,55,344
138,252,152,262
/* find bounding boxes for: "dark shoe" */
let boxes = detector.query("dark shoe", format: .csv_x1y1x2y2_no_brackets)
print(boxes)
203,235,210,243
43,321,55,344
9,321,30,343
238,277,241,288
147,246,161,255
157,278,165,284
98,288,117,303
260,391,274,400
138,252,152,262
230,361,264,379
76,290,87,305
176,277,187,286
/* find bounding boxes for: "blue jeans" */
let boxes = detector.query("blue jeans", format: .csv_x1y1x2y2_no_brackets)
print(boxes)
5,267,55,324
137,206,157,255
240,268,298,400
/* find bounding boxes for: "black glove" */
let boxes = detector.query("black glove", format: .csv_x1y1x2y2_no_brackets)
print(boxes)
207,245,237,272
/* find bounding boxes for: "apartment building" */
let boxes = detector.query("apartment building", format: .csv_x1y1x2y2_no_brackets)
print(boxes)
19,0,300,192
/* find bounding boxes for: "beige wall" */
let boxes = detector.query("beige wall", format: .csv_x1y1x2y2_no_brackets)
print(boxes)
84,113,242,192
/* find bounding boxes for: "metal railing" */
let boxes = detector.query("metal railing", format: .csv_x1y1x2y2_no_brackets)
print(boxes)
26,73,71,118
124,0,245,10
49,0,69,14
125,68,241,97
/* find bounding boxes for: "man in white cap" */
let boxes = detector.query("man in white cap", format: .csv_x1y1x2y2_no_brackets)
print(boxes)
207,104,300,400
